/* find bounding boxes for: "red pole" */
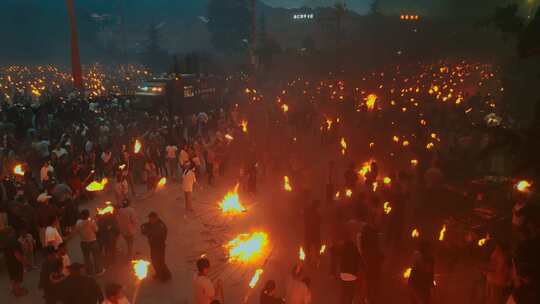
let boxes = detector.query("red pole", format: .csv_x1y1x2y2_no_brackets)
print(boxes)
66,0,83,90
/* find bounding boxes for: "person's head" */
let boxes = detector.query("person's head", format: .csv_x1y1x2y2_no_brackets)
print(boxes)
57,242,67,256
80,209,90,220
105,283,125,301
148,212,159,224
196,258,210,275
121,199,130,208
18,228,28,238
49,216,59,227
263,280,276,295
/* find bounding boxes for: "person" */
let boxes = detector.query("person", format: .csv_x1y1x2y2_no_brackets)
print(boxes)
408,241,435,304
45,217,63,250
18,228,36,271
144,158,158,193
182,164,196,212
304,200,321,264
76,209,104,276
103,283,130,304
141,212,171,282
4,227,27,297
60,262,104,304
285,265,312,304
36,192,58,247
339,239,360,304
115,200,138,260
485,242,511,304
260,280,285,304
97,209,119,267
193,258,223,304
39,246,62,304
57,242,71,276
165,143,178,180
114,174,129,204
179,144,190,169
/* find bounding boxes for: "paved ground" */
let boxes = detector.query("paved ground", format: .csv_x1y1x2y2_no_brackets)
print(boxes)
0,145,486,303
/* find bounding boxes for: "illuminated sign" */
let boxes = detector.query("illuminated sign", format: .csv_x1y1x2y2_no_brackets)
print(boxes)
293,13,314,20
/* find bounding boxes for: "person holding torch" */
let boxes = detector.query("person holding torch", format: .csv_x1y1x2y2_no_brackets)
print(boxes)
140,212,171,282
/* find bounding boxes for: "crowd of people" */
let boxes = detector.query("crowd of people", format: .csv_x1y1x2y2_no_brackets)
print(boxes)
0,59,539,304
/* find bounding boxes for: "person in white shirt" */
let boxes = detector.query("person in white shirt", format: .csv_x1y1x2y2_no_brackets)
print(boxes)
165,144,178,180
58,242,71,276
182,165,196,212
193,258,222,304
45,218,63,250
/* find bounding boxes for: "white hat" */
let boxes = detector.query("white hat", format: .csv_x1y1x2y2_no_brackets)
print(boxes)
37,193,52,203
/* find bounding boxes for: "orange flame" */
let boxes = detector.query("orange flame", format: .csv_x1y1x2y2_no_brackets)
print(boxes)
438,224,447,241
325,119,333,130
299,246,306,261
284,176,293,192
241,120,248,133
345,189,353,197
13,164,25,176
411,228,420,238
225,134,234,141
410,159,419,167
281,104,289,113
515,180,532,193
219,184,246,215
340,137,347,155
225,232,269,263
372,182,378,192
319,244,327,255
248,269,264,288
86,178,108,192
383,177,392,185
478,233,491,247
358,162,372,180
132,259,151,280
403,267,412,279
134,139,142,154
96,202,115,216
365,94,377,110
383,202,392,215
157,177,167,188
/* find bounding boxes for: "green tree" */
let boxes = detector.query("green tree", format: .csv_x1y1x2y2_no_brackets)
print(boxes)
207,0,250,53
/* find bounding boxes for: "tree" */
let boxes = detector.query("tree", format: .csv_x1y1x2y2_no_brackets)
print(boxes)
207,0,250,53
490,4,525,40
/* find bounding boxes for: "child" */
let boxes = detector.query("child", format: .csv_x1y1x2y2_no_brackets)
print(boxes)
18,229,35,271
57,243,71,276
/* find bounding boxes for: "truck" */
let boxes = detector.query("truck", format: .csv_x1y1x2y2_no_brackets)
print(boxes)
132,74,220,115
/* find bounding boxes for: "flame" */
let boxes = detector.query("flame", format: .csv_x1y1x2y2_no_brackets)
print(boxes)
383,177,392,185
157,177,167,188
345,189,353,197
219,184,246,215
86,178,109,192
402,140,410,147
97,204,115,216
13,164,25,176
134,140,142,154
383,202,392,215
284,176,293,192
118,164,127,170
335,191,341,199
340,137,347,155
393,136,400,143
403,267,412,279
319,244,327,255
299,246,306,261
372,182,378,192
132,259,151,280
515,180,532,193
411,228,420,238
438,224,447,241
426,142,435,150
248,269,264,288
410,159,419,167
358,162,372,180
241,120,248,133
365,94,377,110
225,232,269,263
325,119,333,130
478,233,491,247
281,104,289,113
